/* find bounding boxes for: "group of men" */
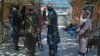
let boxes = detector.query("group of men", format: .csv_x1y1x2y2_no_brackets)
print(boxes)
9,1,92,56
9,2,60,56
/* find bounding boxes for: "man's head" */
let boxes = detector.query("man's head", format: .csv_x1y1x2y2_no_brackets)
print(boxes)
80,10,90,24
13,2,20,10
82,10,90,19
46,6,53,11
28,2,35,11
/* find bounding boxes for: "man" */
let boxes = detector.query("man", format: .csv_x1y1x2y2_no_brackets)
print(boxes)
77,10,92,56
46,6,60,56
37,9,45,51
10,3,21,51
23,3,39,56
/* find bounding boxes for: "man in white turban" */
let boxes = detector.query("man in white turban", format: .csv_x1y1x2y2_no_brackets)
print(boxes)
77,10,92,56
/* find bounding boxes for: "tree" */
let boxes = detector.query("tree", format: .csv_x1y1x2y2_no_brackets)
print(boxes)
31,0,42,9
89,0,100,4
0,0,4,25
20,0,42,9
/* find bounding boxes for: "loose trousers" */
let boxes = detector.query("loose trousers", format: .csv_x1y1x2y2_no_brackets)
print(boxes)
79,37,88,53
49,43,58,56
24,33,36,56
12,28,20,48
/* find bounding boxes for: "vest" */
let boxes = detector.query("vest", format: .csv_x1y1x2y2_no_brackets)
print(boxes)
79,22,90,38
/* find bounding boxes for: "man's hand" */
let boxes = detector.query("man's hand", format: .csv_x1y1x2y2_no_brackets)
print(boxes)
78,30,84,36
77,28,80,32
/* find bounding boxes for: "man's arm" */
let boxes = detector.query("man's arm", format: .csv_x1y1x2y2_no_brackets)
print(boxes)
79,19,91,35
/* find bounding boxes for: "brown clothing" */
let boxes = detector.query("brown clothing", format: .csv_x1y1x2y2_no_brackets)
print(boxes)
24,33,36,56
79,23,90,38
23,10,39,56
78,19,92,38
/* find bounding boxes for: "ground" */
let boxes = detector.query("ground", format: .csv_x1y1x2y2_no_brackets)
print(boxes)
0,27,97,56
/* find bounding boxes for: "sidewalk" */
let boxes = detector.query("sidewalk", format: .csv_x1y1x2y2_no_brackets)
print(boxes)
0,27,97,56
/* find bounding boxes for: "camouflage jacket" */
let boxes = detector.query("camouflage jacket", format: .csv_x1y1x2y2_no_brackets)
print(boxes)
24,10,39,36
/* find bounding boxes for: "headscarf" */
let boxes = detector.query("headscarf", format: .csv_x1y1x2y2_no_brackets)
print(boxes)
80,10,92,31
80,10,90,24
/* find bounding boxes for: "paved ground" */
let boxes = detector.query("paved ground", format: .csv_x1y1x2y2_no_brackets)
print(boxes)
0,27,97,56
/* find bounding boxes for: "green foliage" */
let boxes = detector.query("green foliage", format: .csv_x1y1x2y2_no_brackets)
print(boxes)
20,0,42,9
90,0,100,4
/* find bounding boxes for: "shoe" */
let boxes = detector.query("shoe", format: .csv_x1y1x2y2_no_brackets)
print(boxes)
38,42,44,51
49,52,57,56
17,45,21,48
78,52,85,56
38,46,44,51
13,47,20,51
